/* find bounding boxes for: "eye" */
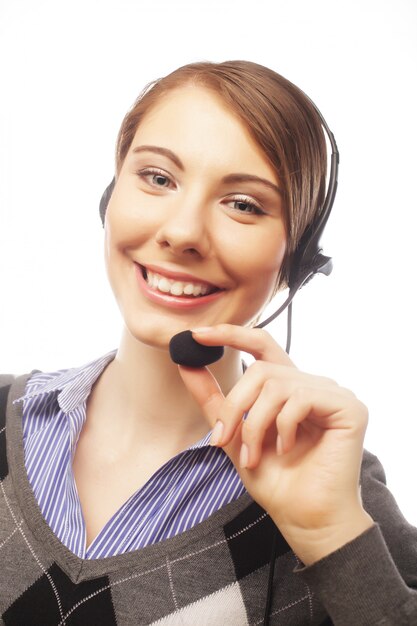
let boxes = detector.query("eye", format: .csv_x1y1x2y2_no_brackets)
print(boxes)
228,195,265,216
136,168,175,189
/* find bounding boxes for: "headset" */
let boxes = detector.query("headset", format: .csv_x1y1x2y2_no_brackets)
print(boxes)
99,97,339,363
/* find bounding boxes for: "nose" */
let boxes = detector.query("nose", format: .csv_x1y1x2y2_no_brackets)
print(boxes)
154,194,211,258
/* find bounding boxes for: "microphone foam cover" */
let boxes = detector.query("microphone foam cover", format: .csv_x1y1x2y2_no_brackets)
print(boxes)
169,330,224,367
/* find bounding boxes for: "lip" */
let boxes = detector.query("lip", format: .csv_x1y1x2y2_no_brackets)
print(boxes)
135,263,226,310
142,263,220,289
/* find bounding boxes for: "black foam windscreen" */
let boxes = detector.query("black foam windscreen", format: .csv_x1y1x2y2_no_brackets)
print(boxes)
169,331,224,367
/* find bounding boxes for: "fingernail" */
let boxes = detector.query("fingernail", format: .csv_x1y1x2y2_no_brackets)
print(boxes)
276,435,283,456
191,327,213,334
240,443,249,468
210,420,224,446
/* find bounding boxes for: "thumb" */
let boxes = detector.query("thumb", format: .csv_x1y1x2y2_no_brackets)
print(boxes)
178,365,242,466
178,365,224,428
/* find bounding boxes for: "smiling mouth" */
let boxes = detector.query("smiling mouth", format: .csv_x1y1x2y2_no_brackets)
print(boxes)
141,266,221,298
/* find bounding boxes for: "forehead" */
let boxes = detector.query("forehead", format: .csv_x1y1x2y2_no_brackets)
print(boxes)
127,85,279,184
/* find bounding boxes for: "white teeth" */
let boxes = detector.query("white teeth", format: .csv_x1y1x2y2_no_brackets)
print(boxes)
183,283,195,295
170,282,184,296
158,277,172,293
145,270,214,297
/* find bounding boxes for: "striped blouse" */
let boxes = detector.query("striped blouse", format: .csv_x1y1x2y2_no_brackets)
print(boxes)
14,350,246,559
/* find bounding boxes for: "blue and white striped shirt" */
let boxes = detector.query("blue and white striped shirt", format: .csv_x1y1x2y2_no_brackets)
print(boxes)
15,351,246,559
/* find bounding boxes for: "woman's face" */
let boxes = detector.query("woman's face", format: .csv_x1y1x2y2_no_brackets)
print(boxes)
105,85,286,349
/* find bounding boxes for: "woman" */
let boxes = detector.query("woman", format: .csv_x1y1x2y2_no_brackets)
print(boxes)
1,61,416,625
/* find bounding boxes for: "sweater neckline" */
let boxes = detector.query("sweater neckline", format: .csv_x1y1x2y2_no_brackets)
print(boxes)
7,373,254,583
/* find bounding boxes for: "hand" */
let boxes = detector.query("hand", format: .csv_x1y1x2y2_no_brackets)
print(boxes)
178,324,374,565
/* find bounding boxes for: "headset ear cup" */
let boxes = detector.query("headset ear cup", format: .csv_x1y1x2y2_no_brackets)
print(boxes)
314,253,333,277
99,178,116,226
289,250,333,290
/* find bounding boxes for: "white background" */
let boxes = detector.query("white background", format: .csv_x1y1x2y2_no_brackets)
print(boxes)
0,0,416,523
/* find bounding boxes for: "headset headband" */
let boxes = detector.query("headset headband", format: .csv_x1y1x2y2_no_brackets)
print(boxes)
257,99,339,329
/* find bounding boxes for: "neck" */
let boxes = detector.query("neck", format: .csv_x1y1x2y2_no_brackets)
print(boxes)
87,325,243,454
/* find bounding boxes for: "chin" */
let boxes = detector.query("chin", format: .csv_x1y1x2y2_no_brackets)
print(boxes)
123,314,188,352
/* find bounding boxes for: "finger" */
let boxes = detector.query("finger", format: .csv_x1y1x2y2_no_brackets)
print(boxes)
218,361,290,445
276,387,369,455
191,324,296,367
234,376,343,468
239,379,288,468
218,361,343,447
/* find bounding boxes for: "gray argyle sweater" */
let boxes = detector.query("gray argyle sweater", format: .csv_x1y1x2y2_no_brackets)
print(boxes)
1,373,417,625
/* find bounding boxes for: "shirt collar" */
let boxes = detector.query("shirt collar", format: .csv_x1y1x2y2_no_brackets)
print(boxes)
14,348,214,447
14,350,117,414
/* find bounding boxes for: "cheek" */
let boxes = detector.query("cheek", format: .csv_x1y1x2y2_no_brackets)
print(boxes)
219,227,286,291
104,191,156,256
103,201,144,294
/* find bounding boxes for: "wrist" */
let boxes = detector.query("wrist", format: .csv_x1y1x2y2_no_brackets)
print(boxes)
275,509,374,566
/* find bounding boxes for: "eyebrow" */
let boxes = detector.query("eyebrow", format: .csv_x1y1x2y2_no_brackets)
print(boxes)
131,145,282,196
132,145,184,170
221,173,282,197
